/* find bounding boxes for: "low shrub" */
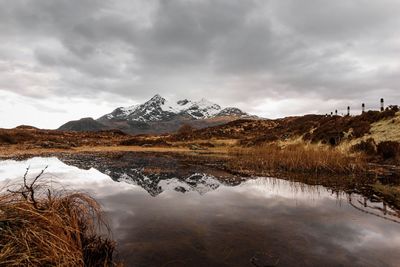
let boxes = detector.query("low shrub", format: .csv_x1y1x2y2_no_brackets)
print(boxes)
377,141,400,160
177,124,195,135
351,138,377,155
171,124,196,141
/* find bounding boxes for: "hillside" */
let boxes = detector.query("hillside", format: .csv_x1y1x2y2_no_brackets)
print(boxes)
169,106,400,147
58,117,109,132
0,127,127,151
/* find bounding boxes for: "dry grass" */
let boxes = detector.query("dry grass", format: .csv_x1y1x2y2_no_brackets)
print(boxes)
228,143,367,175
367,111,400,142
0,170,119,266
345,111,400,148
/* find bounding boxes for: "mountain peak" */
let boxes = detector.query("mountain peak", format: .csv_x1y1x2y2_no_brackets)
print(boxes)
148,94,166,104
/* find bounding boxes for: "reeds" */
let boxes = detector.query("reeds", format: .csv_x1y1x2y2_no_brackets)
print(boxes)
0,169,119,266
228,143,367,175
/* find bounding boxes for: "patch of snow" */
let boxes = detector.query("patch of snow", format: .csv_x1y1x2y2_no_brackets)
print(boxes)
120,104,139,116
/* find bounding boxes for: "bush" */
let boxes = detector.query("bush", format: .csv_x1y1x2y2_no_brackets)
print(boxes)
171,124,196,141
377,141,400,160
177,124,195,135
351,138,377,155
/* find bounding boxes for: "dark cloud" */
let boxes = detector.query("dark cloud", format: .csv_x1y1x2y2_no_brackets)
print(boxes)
0,0,399,122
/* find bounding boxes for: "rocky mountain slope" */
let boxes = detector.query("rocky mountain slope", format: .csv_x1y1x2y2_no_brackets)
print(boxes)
59,94,254,134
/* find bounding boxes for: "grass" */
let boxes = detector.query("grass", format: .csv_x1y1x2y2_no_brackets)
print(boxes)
368,111,400,143
0,169,119,266
344,111,400,148
228,143,368,175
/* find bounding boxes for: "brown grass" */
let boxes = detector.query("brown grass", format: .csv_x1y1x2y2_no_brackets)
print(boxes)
119,137,171,147
228,143,367,175
0,170,119,266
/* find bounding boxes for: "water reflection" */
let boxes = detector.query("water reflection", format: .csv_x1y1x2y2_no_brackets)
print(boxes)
1,157,400,266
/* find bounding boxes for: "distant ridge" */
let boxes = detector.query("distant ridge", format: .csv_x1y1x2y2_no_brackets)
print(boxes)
58,118,108,132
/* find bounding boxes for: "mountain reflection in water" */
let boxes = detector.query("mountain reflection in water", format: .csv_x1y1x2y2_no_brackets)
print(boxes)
1,155,400,267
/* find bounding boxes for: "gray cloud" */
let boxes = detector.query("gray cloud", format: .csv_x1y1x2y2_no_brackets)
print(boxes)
0,0,400,123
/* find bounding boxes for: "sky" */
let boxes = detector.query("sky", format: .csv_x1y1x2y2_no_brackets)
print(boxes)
0,0,400,129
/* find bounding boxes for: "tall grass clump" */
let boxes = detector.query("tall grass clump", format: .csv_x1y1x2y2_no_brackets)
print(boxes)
229,143,367,175
0,168,119,266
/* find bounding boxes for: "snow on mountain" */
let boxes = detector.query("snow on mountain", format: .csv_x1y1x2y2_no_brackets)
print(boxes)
216,107,247,117
160,97,193,113
104,94,175,122
101,94,248,122
183,98,222,119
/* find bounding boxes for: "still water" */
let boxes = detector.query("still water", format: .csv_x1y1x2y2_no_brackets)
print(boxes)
1,154,400,267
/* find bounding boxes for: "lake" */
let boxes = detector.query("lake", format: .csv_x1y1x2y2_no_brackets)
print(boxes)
1,153,399,267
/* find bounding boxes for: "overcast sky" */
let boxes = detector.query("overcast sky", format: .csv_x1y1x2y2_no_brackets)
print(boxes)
1,0,400,129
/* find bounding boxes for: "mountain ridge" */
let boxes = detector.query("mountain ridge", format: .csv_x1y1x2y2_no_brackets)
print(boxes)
59,94,255,134
98,94,249,122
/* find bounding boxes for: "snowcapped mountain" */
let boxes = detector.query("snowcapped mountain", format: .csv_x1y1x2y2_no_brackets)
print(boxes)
58,153,246,197
117,169,222,196
100,94,247,122
59,94,254,134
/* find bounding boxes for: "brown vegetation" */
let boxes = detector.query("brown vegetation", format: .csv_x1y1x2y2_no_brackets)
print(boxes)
0,131,34,145
0,170,119,266
304,107,399,145
119,137,171,147
228,143,368,175
377,141,400,160
0,127,131,149
170,106,399,148
174,124,196,141
350,139,400,163
351,138,377,156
